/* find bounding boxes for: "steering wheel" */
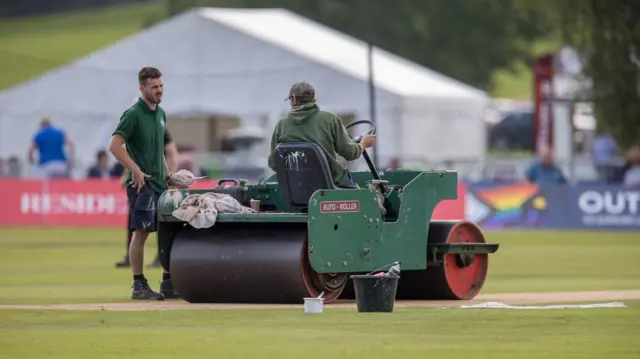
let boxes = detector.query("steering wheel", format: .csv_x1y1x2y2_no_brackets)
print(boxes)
344,120,385,194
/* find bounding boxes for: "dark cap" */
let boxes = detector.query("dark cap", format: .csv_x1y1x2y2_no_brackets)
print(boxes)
285,81,315,101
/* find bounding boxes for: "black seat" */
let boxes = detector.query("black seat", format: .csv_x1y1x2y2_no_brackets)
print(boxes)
274,142,337,212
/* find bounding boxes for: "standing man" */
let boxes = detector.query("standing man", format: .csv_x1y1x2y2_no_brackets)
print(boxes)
149,130,179,267
28,117,75,179
108,66,176,300
115,129,179,269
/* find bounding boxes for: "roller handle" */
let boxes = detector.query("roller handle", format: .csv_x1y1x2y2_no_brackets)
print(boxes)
361,150,386,194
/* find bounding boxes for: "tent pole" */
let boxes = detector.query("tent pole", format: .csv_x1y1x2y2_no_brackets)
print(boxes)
367,42,379,169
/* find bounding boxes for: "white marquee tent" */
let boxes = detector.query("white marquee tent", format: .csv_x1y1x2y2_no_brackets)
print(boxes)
0,6,489,175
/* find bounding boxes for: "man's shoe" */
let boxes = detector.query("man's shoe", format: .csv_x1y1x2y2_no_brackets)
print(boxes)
160,279,180,299
116,256,130,268
131,279,165,301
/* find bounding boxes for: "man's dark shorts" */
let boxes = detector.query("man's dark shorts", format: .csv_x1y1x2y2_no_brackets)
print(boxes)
126,183,162,233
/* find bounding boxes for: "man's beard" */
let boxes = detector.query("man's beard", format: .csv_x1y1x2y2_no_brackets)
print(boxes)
145,92,161,104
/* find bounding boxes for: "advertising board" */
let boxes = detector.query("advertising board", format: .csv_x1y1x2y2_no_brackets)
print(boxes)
0,179,466,227
466,182,640,230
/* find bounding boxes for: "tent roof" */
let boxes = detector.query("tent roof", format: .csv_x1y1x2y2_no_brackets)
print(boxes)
198,7,485,99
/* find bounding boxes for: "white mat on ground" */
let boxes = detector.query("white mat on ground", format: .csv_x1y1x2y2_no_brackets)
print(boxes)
172,192,256,229
460,301,627,310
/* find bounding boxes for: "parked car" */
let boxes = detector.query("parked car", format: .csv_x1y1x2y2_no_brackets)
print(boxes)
488,111,534,151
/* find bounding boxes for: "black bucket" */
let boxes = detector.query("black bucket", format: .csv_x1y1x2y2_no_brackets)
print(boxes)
350,274,399,313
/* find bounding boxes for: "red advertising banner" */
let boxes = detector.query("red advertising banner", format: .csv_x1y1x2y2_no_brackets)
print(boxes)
0,179,218,228
0,179,466,228
432,182,466,220
16,179,129,228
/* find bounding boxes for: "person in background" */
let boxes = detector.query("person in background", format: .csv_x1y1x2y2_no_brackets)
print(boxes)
147,130,179,267
28,117,75,179
612,145,639,183
110,161,125,178
622,146,640,187
590,130,618,181
6,156,21,178
525,147,567,184
164,130,180,177
115,129,179,269
86,150,111,179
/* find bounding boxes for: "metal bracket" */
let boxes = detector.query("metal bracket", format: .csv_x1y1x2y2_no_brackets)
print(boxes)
426,243,499,267
427,243,500,255
427,247,441,267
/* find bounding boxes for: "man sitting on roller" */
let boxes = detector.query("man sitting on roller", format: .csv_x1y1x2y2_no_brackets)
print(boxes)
268,82,376,188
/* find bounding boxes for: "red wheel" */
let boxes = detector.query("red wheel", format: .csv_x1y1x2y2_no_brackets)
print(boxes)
300,238,348,303
394,220,489,300
426,220,488,300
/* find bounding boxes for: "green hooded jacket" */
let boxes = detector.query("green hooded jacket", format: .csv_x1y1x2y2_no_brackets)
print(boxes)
267,102,362,187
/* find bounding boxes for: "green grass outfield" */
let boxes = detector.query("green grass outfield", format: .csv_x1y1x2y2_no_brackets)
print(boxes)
0,227,639,359
1,303,638,359
1,227,638,305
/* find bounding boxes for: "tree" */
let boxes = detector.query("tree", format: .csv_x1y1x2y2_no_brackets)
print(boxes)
167,0,553,91
552,0,640,150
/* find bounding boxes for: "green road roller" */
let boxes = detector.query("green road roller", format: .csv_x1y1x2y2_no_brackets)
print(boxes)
156,120,500,304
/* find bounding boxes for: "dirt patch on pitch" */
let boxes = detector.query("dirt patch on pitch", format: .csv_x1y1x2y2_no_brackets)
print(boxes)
1,290,638,311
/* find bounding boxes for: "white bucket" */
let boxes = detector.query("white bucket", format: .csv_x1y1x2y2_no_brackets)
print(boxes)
303,297,324,313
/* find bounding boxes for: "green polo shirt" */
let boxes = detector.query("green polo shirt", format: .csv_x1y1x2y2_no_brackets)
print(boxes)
113,98,167,194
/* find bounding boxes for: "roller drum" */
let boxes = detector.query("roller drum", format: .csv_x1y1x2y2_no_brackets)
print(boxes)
170,223,348,304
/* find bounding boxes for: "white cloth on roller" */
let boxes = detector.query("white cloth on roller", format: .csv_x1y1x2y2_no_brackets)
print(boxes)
167,169,197,189
172,192,256,229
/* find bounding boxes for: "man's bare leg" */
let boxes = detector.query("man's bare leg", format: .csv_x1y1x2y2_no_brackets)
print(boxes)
129,229,148,276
